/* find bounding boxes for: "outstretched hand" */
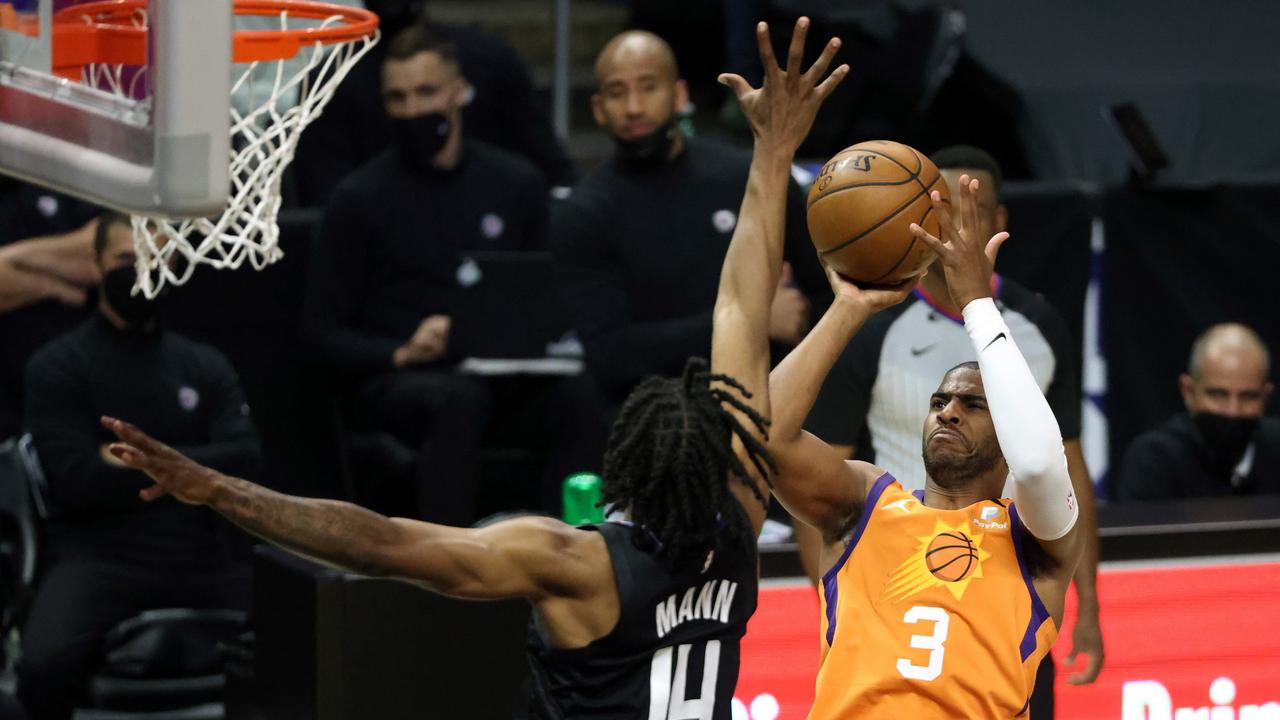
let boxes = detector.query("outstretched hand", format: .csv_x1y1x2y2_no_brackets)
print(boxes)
101,416,222,506
908,175,1010,310
718,18,848,155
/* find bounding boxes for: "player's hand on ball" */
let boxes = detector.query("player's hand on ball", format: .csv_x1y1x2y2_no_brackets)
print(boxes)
717,18,848,155
101,416,222,506
823,259,918,315
908,174,1009,309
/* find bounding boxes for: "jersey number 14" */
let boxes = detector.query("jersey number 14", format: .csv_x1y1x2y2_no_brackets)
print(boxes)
650,640,721,720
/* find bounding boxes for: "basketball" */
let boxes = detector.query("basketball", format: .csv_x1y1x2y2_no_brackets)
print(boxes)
926,531,978,583
806,140,949,286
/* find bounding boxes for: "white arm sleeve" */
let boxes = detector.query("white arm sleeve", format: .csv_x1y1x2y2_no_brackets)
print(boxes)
963,298,1077,541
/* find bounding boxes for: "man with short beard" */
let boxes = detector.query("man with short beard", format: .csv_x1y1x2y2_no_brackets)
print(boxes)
731,158,1085,714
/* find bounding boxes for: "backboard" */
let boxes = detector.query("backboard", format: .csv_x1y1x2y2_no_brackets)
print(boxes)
0,0,232,217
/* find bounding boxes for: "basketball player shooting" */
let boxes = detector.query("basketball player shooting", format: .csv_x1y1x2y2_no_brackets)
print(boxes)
725,152,1084,712
99,18,847,719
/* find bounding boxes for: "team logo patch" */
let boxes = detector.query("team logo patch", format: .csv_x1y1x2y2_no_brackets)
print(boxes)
178,386,200,412
712,209,737,233
480,213,505,239
881,520,991,603
883,498,914,514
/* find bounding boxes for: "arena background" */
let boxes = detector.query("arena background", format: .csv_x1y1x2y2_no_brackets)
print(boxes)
1,0,1278,718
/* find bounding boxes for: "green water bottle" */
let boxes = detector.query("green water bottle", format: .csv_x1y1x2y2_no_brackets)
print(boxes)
562,472,604,525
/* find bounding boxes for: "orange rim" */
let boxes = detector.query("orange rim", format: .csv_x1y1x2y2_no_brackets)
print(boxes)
51,0,378,74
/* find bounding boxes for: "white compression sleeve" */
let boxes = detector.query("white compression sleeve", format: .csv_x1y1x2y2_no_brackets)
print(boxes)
962,298,1078,541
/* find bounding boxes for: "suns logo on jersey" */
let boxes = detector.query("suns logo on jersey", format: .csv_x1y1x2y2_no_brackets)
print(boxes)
880,519,992,603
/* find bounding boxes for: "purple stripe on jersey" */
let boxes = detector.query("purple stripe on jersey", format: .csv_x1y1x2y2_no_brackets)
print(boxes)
822,472,896,647
912,489,924,501
1008,504,1051,662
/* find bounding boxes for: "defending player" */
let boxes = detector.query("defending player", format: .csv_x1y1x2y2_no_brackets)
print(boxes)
714,60,1084,711
99,19,846,719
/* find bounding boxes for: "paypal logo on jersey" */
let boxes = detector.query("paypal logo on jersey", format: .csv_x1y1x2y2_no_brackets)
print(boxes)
973,505,1009,530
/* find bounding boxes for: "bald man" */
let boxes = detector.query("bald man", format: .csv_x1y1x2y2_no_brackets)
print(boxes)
1117,323,1280,498
553,30,831,410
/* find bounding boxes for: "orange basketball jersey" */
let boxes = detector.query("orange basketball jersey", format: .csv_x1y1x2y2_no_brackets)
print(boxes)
809,473,1057,719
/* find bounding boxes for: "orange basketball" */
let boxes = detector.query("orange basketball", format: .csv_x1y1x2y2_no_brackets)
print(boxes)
925,531,978,583
806,140,949,286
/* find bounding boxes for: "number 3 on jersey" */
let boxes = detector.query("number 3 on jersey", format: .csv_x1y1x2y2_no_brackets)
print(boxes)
650,640,720,720
896,605,950,681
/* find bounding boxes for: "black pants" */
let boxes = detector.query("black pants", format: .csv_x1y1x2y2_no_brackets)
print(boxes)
351,370,605,525
1029,652,1055,719
17,558,250,720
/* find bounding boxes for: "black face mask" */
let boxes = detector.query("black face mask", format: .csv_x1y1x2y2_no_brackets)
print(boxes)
1192,411,1259,467
613,120,677,171
102,265,161,328
390,112,452,171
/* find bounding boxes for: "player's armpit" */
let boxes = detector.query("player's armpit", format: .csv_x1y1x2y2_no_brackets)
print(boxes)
770,430,879,542
376,515,605,602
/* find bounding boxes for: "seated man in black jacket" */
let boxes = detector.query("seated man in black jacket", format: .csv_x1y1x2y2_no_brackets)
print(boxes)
1117,322,1280,499
17,212,261,720
304,26,602,527
552,30,830,411
289,0,574,205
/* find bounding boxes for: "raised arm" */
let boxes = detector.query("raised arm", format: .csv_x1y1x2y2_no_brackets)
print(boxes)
911,177,1082,569
710,19,846,528
765,269,912,540
101,417,596,602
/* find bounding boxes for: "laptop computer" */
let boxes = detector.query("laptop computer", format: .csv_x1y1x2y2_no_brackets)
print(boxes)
448,251,582,374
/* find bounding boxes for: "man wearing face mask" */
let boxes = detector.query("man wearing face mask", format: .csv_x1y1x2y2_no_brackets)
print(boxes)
304,26,602,526
289,0,574,205
1116,323,1280,499
17,212,260,720
552,30,830,411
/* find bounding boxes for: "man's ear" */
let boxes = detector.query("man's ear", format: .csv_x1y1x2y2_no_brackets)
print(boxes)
1179,373,1197,411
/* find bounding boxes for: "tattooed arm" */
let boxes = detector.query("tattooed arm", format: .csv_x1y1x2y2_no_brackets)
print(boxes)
101,417,603,601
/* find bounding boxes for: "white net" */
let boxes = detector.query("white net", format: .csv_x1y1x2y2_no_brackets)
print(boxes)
83,8,378,298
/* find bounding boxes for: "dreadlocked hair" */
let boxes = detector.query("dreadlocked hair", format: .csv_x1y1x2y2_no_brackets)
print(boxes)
601,357,776,569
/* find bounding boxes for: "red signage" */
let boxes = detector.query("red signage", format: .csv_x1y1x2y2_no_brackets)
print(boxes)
733,558,1280,719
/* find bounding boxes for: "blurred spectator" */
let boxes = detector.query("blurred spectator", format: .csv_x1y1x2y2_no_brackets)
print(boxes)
18,212,259,720
802,146,1105,707
289,0,573,206
303,27,601,526
1116,323,1280,499
0,179,99,439
552,30,829,409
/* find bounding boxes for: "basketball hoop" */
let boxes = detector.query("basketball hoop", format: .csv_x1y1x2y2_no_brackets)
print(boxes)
51,0,380,297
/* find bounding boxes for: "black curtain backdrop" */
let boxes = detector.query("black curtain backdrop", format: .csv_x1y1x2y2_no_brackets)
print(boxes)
1102,185,1280,476
998,183,1095,370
